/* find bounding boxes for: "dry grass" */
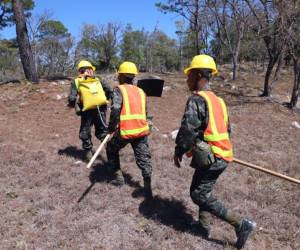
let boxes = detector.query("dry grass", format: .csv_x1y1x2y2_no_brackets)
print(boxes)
0,70,299,250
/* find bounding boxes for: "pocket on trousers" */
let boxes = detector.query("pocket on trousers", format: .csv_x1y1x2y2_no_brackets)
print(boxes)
190,140,215,169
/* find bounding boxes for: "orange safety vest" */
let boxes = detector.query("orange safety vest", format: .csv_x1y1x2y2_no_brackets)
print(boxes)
117,84,150,139
195,91,233,162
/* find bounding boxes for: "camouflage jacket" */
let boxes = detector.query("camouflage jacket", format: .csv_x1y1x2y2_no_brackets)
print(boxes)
175,93,231,158
108,87,122,133
68,76,113,107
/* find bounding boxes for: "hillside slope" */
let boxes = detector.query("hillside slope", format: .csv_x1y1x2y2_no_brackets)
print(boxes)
0,71,299,250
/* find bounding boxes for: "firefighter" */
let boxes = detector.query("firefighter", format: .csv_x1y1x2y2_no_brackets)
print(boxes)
68,60,112,162
106,61,152,198
174,55,256,249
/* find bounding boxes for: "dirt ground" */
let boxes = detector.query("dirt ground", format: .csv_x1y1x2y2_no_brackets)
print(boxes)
0,68,299,250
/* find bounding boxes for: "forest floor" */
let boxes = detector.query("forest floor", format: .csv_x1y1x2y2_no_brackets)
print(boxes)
0,66,299,250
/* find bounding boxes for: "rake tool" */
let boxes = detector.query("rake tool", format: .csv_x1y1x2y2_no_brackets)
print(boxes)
86,134,111,169
233,158,300,185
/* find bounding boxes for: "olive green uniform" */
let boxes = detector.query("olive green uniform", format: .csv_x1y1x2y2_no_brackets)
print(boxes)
106,86,152,179
175,94,242,231
68,77,113,150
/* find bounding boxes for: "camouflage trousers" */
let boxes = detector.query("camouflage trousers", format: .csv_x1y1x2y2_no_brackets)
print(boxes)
106,134,152,179
79,106,107,150
190,158,242,228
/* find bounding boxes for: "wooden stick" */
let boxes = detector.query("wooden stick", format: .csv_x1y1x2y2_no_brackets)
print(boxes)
233,158,300,185
86,134,111,169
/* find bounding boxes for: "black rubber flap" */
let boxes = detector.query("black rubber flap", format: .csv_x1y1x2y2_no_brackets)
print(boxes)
137,79,165,97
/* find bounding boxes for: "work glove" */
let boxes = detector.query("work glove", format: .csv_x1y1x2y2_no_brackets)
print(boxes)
107,124,117,135
75,103,82,116
67,100,75,108
147,116,153,131
98,130,110,141
174,155,182,168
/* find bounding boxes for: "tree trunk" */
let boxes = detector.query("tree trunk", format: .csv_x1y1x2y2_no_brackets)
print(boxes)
232,37,241,80
195,30,200,54
12,0,38,83
289,59,300,109
262,56,277,96
232,54,238,80
273,54,282,81
178,37,183,71
194,0,200,54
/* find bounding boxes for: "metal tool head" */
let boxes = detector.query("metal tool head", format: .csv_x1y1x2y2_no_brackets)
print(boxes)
137,78,165,97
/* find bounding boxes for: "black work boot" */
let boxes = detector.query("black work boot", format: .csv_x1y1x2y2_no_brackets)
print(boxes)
143,177,153,199
191,221,211,239
198,223,211,239
191,210,211,239
98,133,107,142
235,218,256,249
84,149,94,163
110,169,125,186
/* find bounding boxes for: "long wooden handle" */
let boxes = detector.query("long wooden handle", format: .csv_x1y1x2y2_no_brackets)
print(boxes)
86,134,111,169
233,158,300,185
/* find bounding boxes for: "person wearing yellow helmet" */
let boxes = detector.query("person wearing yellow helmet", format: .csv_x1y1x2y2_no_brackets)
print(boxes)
174,55,256,249
68,60,113,162
77,60,96,72
117,61,138,76
105,61,153,198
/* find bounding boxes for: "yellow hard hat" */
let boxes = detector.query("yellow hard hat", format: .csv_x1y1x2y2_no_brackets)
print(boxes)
77,60,96,71
118,61,138,75
184,54,218,75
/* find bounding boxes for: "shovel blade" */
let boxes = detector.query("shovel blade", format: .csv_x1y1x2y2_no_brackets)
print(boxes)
137,78,165,97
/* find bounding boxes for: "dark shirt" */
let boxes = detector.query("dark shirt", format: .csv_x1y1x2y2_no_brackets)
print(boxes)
108,87,123,133
175,95,208,157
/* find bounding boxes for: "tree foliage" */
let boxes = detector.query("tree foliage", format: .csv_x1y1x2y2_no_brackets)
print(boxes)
119,25,179,72
0,38,22,81
147,29,179,72
120,24,148,69
156,0,210,54
0,0,34,29
38,19,68,38
76,23,120,71
34,19,74,76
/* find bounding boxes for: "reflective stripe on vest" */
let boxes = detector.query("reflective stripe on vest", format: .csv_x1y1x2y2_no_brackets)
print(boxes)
197,91,233,162
118,84,149,139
